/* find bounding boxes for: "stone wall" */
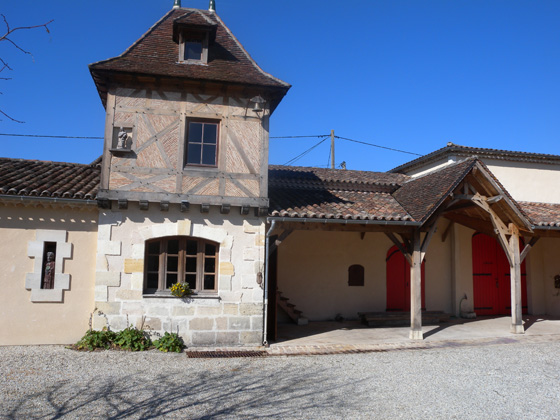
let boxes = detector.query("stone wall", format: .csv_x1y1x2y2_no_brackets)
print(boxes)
93,204,265,346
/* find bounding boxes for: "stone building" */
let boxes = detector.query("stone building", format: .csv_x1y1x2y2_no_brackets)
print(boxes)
1,3,560,346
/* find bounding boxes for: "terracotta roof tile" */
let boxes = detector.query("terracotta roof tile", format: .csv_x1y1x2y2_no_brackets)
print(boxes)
0,158,100,201
519,202,560,227
89,9,290,89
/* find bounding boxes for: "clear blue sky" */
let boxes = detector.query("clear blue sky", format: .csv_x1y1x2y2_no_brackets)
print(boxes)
1,0,560,171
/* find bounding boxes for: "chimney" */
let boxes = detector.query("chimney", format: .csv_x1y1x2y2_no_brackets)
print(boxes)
173,0,181,9
209,0,216,12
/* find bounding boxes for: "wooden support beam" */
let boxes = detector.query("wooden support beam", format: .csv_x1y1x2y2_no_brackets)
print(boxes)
360,232,366,240
520,236,540,263
385,232,413,266
410,229,423,340
269,229,293,254
420,222,438,263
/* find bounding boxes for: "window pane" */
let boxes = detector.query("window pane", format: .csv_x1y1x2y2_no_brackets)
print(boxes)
167,256,178,272
147,273,159,289
166,273,177,289
186,240,197,255
202,145,216,165
187,144,202,164
204,257,215,273
204,274,215,290
203,124,217,144
188,122,203,142
185,42,202,60
185,274,196,290
147,255,159,272
148,242,160,254
185,256,197,273
167,239,179,255
205,243,216,255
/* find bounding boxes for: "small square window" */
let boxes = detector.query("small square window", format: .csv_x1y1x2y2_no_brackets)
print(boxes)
184,41,203,61
185,120,219,167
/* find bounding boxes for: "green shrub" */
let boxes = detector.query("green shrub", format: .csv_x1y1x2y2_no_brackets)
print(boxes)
114,325,152,351
75,329,116,351
154,332,185,353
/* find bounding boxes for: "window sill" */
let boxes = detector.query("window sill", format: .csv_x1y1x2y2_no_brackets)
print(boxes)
143,292,220,300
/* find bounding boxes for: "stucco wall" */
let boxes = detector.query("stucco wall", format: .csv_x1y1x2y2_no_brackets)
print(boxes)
93,205,265,347
0,204,98,345
277,221,453,321
525,237,560,316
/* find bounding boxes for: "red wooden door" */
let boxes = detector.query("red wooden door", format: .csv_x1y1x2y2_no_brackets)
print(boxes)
472,233,527,316
386,245,425,311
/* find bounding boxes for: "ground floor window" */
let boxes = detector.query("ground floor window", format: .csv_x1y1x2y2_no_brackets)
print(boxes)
144,236,218,294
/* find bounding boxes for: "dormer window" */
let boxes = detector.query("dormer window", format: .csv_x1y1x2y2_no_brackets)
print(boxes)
173,12,217,65
184,41,203,61
179,32,208,63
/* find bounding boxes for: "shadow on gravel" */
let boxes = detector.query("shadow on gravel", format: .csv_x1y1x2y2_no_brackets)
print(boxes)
5,362,368,419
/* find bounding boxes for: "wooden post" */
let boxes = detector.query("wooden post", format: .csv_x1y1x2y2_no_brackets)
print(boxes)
330,130,335,169
410,229,423,339
509,224,524,334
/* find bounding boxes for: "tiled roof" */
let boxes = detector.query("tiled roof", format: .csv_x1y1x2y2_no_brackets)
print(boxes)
268,166,413,221
391,142,560,173
519,202,560,228
0,158,100,200
89,9,290,90
393,159,477,223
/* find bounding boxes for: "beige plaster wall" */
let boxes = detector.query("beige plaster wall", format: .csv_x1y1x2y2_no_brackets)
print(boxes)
526,238,560,316
93,205,265,347
0,204,98,345
277,221,453,321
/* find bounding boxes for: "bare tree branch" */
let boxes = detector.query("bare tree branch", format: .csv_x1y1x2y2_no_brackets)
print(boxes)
0,14,53,123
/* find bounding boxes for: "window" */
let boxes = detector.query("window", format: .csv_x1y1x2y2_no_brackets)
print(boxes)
184,41,203,61
178,31,209,63
40,242,57,289
348,264,364,286
185,120,219,167
144,236,219,294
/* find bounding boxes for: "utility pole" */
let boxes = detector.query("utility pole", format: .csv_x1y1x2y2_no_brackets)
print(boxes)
330,129,335,169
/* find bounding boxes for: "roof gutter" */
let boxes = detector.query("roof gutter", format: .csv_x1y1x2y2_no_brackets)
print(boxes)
0,194,98,207
266,216,421,227
532,225,560,231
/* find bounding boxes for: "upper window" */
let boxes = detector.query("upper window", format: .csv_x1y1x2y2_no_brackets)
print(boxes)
144,236,219,295
184,41,203,61
185,120,219,167
178,32,209,64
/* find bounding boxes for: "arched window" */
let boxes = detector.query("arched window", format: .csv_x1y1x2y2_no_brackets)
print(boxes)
144,236,219,294
348,264,365,286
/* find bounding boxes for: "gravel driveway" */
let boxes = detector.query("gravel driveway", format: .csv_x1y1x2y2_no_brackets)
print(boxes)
1,339,559,419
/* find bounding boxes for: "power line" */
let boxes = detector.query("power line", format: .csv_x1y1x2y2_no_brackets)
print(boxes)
270,135,328,139
283,137,329,166
0,133,104,140
335,136,422,156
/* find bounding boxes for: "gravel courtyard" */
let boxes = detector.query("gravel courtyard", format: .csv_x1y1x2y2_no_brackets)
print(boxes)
1,338,559,419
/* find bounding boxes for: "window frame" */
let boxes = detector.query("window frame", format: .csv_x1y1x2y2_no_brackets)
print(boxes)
144,236,219,295
178,31,209,64
184,119,220,168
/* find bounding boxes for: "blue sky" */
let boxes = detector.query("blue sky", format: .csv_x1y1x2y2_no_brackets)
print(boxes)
1,0,559,171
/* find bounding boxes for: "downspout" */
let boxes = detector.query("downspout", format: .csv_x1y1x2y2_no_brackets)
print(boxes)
262,220,276,347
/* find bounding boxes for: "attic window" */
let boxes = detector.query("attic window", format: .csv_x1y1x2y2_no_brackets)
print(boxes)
179,32,208,64
185,41,203,61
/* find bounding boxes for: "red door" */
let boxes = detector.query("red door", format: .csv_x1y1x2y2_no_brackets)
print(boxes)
472,233,528,316
386,245,425,311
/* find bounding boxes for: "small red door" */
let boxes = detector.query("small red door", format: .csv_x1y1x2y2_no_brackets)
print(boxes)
386,245,425,311
472,233,528,316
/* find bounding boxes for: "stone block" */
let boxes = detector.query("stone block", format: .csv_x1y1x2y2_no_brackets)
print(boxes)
115,289,143,301
108,315,128,330
98,240,121,256
240,331,262,345
95,285,108,302
131,244,144,259
53,273,70,290
218,275,232,291
229,316,250,330
243,220,262,234
27,240,44,258
219,261,235,276
177,220,192,236
254,234,265,247
95,301,122,315
138,317,161,331
219,248,231,262
96,271,121,287
243,247,257,261
252,289,264,303
36,230,67,243
242,274,257,289
92,315,108,330
97,224,112,241
240,303,262,316
216,332,240,346
191,332,216,346
30,289,63,302
189,317,214,330
215,316,228,330
251,315,263,331
197,306,221,316
146,305,170,317
222,303,239,315
96,254,109,271
130,273,144,290
25,272,41,290
57,242,72,259
172,306,195,316
124,259,144,273
121,302,144,317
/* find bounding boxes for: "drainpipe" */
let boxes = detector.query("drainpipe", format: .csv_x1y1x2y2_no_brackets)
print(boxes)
262,220,276,347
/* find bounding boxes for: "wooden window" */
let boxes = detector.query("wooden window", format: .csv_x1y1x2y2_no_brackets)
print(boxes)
144,236,219,295
185,120,219,167
184,41,203,60
178,31,209,63
348,264,364,286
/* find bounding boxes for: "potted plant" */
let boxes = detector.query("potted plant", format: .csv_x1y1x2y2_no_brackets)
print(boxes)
170,282,193,298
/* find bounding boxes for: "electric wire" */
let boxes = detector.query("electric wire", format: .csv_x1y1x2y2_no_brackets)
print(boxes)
335,136,422,156
270,135,328,139
0,133,103,140
283,136,329,166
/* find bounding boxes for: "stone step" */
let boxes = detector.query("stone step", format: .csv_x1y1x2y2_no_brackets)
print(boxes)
357,311,451,327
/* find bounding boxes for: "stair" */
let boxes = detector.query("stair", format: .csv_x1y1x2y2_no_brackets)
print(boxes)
276,290,308,325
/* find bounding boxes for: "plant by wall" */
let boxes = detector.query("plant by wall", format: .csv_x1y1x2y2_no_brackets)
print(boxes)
153,332,185,353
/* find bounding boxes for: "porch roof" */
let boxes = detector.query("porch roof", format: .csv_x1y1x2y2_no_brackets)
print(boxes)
519,202,560,228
